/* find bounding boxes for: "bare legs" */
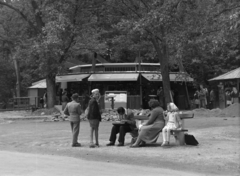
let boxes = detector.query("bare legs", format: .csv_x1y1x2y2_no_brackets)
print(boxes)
90,127,99,148
162,127,171,146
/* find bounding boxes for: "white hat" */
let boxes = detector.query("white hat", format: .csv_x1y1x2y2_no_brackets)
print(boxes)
91,89,99,94
169,102,178,111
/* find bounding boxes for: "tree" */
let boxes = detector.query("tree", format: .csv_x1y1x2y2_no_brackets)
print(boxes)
0,0,106,108
181,0,240,86
0,2,30,97
97,0,201,106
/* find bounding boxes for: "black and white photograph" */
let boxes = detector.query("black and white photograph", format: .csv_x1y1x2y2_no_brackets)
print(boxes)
0,0,239,176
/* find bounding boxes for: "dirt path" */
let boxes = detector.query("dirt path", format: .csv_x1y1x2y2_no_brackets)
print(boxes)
0,150,209,176
0,111,240,176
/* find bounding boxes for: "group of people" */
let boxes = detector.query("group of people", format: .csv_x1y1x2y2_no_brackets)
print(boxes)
63,89,101,147
194,84,239,109
225,87,239,106
194,84,209,109
63,88,182,148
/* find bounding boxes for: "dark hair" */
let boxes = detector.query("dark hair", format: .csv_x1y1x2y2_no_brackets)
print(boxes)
71,93,79,100
148,99,160,109
117,107,125,115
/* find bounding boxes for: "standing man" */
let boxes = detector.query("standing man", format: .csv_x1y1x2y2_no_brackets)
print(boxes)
106,107,137,147
209,89,215,109
43,89,47,108
64,93,82,147
199,84,207,108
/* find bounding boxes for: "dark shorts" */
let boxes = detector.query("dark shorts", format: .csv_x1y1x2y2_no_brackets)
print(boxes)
89,119,100,128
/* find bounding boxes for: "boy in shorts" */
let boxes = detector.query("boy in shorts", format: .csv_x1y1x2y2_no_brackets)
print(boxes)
87,89,102,148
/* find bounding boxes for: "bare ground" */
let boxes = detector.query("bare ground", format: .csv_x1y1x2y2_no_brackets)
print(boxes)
0,110,240,176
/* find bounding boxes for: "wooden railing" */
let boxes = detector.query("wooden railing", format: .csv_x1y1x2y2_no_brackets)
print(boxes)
1,95,142,111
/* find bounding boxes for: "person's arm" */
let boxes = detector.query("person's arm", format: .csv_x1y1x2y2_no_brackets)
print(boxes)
144,109,158,126
124,111,136,125
176,113,182,129
63,103,69,116
163,111,168,121
77,104,82,116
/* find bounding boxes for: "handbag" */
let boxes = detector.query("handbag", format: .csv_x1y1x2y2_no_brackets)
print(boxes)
185,134,199,146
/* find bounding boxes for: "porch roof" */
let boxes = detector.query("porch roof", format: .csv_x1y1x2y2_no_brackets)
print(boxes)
142,73,194,82
208,67,240,81
88,73,139,81
56,74,89,82
29,74,89,89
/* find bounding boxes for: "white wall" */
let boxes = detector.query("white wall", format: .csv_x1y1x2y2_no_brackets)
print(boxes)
28,89,38,106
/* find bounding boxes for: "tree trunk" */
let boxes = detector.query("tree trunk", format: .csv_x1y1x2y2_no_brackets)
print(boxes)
151,36,171,109
160,44,171,107
12,53,21,97
46,74,56,108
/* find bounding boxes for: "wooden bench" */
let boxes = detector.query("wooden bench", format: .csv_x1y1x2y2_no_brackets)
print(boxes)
172,113,194,145
134,112,194,146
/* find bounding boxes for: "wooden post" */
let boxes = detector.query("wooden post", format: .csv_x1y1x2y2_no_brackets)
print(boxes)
92,52,96,73
237,79,239,94
184,81,190,109
237,79,239,103
139,60,143,109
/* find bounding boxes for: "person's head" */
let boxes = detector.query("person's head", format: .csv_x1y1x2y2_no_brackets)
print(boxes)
200,84,204,89
117,107,125,115
148,99,160,109
232,87,237,93
91,88,101,101
167,102,179,112
71,93,79,101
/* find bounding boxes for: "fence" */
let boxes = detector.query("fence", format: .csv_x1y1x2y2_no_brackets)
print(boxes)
0,95,142,111
0,97,32,111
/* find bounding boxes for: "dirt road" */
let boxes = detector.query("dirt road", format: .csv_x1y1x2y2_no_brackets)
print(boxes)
0,151,208,176
0,111,240,176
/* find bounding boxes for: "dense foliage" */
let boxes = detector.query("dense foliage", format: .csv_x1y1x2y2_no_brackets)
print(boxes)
0,0,239,107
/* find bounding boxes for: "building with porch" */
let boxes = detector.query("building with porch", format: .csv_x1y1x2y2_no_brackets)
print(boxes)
29,62,194,110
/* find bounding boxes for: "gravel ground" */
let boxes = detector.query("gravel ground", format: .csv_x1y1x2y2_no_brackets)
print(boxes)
0,110,240,176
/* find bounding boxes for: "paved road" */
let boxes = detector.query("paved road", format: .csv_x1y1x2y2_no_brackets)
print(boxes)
0,151,206,176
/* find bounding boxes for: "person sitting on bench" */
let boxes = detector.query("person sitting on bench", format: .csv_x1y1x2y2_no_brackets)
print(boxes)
130,99,165,148
161,102,182,147
106,107,136,147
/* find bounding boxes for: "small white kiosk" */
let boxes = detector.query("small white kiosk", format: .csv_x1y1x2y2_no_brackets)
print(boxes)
104,91,127,109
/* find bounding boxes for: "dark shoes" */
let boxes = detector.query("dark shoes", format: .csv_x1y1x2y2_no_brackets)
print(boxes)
106,142,124,146
89,143,95,148
72,143,81,147
117,143,124,147
139,141,146,147
106,142,115,146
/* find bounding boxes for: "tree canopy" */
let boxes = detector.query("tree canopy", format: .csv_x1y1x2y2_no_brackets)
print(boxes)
0,0,239,107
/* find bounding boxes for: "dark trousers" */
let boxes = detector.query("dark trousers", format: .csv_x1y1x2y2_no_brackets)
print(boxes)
109,125,132,144
70,121,80,145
